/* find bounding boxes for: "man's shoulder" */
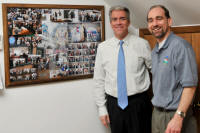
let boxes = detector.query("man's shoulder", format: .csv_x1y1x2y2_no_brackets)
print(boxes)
169,33,192,49
98,37,115,48
128,33,148,43
128,34,150,50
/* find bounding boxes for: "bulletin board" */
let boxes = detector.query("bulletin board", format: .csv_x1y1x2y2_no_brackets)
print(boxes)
2,3,105,87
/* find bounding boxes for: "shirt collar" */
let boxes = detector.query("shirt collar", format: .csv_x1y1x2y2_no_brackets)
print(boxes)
155,32,174,52
112,33,130,47
158,38,167,49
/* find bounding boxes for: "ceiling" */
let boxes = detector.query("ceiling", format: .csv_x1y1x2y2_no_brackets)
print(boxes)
104,0,200,28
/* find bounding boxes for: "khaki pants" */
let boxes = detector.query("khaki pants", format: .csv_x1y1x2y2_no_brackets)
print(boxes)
152,107,197,133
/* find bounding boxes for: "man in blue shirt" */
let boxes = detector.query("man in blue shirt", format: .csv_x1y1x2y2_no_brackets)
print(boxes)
147,5,198,133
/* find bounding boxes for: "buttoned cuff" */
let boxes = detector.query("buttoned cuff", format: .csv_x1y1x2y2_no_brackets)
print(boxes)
98,105,108,117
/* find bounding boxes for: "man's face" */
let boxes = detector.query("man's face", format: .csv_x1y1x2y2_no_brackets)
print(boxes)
110,10,130,40
147,7,172,41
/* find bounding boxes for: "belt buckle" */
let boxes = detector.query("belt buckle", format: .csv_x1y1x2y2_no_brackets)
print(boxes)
156,107,167,112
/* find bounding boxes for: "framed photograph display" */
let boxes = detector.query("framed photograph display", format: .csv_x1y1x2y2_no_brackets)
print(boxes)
2,3,105,87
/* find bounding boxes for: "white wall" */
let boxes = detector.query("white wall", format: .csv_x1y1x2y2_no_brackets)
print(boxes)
0,0,113,133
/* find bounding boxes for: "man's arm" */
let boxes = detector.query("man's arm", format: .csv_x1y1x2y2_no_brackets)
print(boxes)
143,41,152,70
165,41,198,133
93,46,110,128
165,87,196,133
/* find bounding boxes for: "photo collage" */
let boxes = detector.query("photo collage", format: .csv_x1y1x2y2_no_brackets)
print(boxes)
7,7,103,82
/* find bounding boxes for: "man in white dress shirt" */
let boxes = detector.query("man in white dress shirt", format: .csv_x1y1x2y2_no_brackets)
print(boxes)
94,5,152,133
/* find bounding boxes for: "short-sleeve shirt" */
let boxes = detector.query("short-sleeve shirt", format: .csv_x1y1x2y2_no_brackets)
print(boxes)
151,32,198,110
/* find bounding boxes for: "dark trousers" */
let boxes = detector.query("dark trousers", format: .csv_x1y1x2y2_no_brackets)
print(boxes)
107,91,152,133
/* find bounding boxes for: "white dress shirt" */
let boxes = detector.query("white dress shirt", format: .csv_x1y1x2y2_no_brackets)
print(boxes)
93,33,152,116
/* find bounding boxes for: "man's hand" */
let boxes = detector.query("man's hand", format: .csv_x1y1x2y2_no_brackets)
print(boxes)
165,113,183,133
100,115,110,128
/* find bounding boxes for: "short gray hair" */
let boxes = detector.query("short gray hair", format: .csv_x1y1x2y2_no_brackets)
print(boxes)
109,5,130,21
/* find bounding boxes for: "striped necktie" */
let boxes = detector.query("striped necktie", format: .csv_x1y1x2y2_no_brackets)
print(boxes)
117,40,128,109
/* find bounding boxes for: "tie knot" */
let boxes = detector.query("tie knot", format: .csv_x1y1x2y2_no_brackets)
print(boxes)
119,40,124,46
